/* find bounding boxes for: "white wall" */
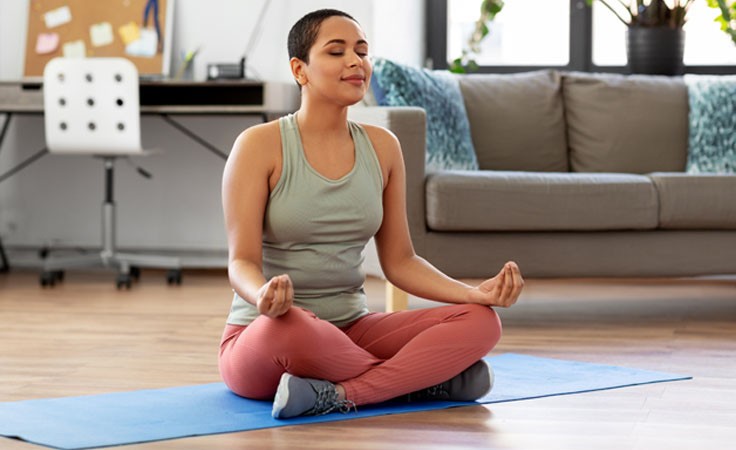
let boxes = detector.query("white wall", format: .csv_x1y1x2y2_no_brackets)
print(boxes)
0,0,425,81
0,0,424,267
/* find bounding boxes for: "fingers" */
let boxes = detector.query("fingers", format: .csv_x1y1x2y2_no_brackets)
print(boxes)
285,275,294,310
499,264,514,306
257,277,277,315
264,274,293,318
509,262,524,303
268,276,283,316
500,261,523,307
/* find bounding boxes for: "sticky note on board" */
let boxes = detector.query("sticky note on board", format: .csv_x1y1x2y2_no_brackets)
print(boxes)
118,22,140,45
62,40,86,58
35,32,59,54
44,6,72,29
90,22,114,47
125,28,158,58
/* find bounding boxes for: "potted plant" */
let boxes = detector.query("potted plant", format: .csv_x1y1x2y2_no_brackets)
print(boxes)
585,0,694,75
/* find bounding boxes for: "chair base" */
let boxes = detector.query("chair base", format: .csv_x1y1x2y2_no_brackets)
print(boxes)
40,250,181,289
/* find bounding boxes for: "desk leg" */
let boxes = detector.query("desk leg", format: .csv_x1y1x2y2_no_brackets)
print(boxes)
0,112,12,149
0,113,10,272
385,281,408,312
0,237,9,273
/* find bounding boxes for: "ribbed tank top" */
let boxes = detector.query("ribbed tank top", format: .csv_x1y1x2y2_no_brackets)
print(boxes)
226,113,384,327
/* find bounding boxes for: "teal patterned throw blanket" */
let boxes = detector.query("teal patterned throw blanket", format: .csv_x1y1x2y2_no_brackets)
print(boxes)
684,75,736,173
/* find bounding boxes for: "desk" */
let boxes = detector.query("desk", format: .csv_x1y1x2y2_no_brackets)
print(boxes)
0,80,297,269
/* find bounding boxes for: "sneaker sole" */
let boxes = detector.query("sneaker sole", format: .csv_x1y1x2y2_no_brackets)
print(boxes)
480,360,494,399
272,372,293,419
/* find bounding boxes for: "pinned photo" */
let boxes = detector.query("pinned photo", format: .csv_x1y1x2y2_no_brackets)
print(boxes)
62,40,86,58
35,32,60,54
118,21,141,46
125,28,158,58
43,5,72,29
90,22,114,47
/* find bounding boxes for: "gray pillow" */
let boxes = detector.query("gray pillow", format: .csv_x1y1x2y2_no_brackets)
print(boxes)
563,72,688,174
458,70,568,172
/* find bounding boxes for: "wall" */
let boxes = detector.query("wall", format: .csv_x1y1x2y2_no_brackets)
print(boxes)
1,0,425,81
0,0,424,268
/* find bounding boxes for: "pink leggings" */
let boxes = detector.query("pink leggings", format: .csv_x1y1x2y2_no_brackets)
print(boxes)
219,303,501,406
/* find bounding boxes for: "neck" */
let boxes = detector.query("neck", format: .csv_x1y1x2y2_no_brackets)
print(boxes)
296,94,351,136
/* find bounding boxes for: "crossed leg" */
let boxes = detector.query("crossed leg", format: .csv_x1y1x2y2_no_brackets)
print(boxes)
219,303,501,405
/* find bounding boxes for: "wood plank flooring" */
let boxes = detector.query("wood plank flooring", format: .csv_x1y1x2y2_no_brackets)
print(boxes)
1,269,735,449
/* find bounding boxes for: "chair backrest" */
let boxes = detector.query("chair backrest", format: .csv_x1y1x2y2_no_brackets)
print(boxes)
43,57,142,154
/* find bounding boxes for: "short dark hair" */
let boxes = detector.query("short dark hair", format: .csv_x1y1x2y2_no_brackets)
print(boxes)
288,9,358,63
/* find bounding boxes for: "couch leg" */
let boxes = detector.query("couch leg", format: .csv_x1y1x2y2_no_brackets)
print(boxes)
385,281,408,312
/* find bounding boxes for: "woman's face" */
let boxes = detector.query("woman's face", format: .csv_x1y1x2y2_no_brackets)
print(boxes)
297,16,372,106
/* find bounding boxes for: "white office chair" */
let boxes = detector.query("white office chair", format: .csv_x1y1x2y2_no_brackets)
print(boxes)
41,57,181,288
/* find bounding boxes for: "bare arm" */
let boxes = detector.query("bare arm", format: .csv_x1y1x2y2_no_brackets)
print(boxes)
222,123,293,318
366,126,523,308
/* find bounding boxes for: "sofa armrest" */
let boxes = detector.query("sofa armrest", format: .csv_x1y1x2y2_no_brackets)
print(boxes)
348,106,428,256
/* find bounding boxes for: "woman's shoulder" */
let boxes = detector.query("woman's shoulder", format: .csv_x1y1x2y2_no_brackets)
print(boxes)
355,122,401,158
233,119,282,150
227,119,282,171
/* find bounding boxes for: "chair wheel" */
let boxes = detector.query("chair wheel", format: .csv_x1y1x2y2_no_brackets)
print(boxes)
116,274,132,290
166,269,182,285
130,266,141,281
40,270,64,288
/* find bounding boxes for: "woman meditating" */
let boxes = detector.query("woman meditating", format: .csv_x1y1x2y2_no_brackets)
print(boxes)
219,8,523,420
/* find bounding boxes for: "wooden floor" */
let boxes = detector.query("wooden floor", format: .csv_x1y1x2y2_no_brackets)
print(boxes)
1,269,735,449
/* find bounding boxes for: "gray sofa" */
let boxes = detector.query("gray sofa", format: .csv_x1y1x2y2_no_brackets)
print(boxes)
349,70,736,281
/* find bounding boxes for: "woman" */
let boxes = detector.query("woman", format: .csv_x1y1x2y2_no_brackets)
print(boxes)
219,9,523,420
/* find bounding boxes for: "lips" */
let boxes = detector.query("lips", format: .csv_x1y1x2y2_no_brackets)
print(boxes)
342,74,365,84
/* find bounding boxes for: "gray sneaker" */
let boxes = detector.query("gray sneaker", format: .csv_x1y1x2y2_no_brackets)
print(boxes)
272,373,356,419
405,359,494,402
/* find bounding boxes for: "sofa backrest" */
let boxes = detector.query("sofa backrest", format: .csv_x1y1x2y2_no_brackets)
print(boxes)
562,72,688,174
458,70,569,172
458,70,690,174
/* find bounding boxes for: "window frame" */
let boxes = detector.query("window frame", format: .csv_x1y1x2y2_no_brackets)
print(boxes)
427,0,736,74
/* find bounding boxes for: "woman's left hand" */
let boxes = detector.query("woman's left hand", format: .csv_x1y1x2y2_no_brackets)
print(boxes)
467,261,524,308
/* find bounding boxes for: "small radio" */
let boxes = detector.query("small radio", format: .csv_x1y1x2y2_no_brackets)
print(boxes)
207,58,246,80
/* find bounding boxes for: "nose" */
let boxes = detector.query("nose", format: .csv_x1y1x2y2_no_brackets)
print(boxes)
347,51,362,68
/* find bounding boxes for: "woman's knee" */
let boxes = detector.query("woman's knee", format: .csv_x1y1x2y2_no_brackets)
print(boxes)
461,303,503,349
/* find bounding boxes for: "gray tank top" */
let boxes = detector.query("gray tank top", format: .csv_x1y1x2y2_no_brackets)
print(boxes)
226,113,384,327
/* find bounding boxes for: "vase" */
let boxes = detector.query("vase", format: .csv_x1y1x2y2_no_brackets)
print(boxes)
626,26,685,76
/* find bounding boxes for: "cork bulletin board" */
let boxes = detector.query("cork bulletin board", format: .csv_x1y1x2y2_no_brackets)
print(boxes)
23,0,174,77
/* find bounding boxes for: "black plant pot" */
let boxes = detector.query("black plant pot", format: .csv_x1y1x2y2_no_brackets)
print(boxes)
626,26,685,76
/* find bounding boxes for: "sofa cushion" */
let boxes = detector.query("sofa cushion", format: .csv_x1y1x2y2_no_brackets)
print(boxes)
563,72,688,174
425,171,658,231
371,58,478,171
649,173,736,229
458,70,568,172
684,75,736,173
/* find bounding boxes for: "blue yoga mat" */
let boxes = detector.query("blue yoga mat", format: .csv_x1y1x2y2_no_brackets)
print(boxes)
0,353,690,450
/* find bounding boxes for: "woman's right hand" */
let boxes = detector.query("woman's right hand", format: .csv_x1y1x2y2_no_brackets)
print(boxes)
256,274,294,318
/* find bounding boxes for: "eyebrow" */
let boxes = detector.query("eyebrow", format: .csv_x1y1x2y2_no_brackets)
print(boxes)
322,39,368,47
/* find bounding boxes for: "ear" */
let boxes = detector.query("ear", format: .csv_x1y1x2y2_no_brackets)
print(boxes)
290,57,307,86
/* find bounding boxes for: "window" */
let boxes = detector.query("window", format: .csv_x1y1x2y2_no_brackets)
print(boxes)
447,0,570,66
428,0,736,74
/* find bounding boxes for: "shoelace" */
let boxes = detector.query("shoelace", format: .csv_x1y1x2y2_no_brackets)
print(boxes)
307,383,357,416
